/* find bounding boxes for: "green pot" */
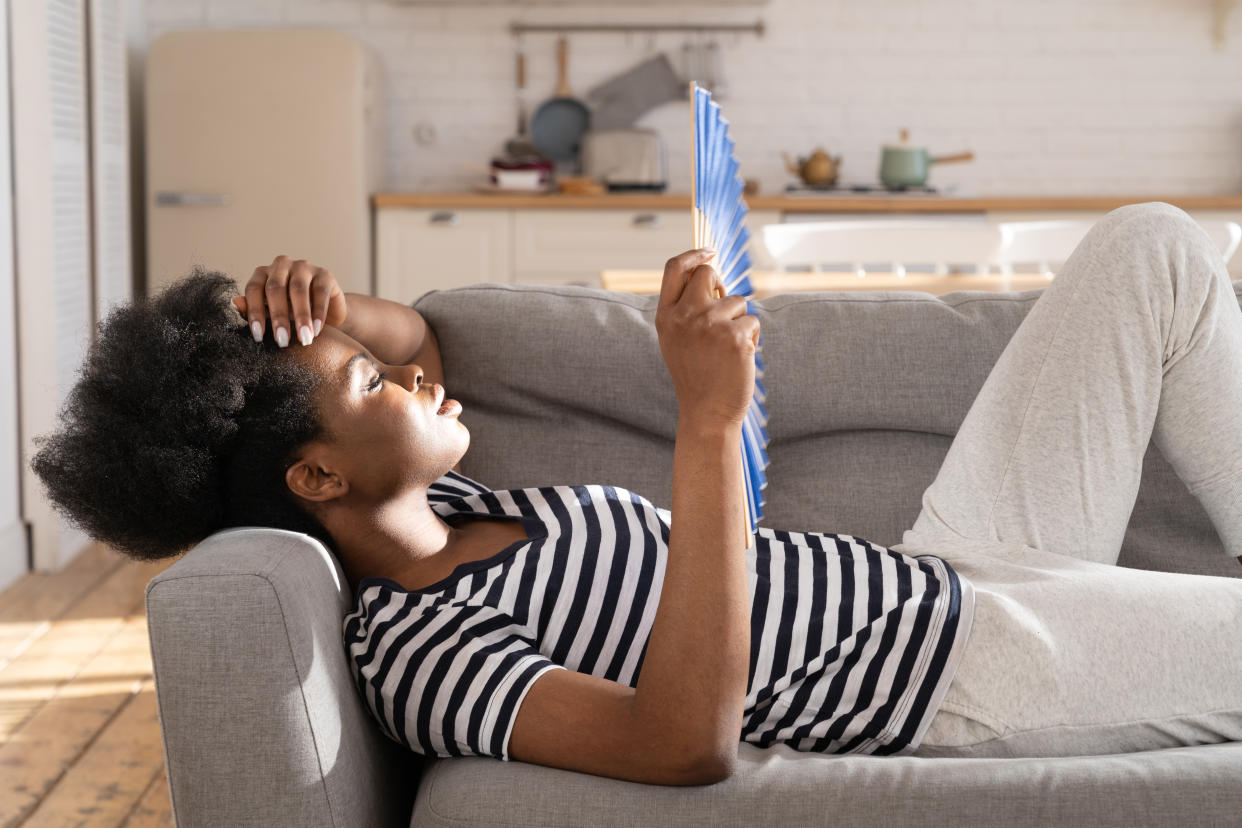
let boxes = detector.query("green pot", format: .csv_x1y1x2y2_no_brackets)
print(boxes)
879,131,974,189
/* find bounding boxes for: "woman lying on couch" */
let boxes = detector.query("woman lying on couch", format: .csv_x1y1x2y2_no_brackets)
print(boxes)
33,202,1242,786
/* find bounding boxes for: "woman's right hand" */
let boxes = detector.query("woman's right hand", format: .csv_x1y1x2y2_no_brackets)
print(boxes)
655,249,761,431
232,255,349,347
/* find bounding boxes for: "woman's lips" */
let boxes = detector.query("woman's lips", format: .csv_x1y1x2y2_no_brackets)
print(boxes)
437,399,461,416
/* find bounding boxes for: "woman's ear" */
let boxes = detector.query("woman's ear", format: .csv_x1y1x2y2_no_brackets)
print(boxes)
285,449,348,504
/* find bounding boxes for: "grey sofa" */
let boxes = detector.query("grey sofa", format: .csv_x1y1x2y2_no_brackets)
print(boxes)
146,280,1242,827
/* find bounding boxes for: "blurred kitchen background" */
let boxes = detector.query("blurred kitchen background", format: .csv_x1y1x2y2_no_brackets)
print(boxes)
145,0,1242,197
9,0,1242,579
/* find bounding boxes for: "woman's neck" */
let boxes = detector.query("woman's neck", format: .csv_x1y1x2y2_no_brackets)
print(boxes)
328,488,462,591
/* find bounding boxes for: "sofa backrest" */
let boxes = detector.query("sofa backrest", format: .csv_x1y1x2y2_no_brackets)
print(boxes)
146,281,1242,826
419,281,1242,579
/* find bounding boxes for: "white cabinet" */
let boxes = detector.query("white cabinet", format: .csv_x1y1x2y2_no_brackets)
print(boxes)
376,207,511,301
513,209,688,286
376,205,782,301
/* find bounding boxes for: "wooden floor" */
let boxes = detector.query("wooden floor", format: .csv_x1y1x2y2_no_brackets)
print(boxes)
0,544,181,827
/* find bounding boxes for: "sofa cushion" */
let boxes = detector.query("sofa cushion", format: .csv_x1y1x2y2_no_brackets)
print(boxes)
411,740,1242,827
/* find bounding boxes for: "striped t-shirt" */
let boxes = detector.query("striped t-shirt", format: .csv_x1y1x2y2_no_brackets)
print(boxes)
343,470,976,761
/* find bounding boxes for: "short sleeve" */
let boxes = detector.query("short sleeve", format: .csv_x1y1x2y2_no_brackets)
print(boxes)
428,469,491,502
348,595,565,761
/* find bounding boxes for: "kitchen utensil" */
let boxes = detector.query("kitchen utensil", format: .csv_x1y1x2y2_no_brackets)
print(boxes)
581,128,667,192
490,155,553,191
690,80,767,545
504,44,539,158
879,129,974,189
529,36,591,166
585,53,685,130
782,148,842,187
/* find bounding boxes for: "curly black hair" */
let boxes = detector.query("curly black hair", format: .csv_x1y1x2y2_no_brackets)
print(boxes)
31,269,333,561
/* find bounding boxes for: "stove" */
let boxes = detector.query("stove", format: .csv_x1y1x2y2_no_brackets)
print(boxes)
784,183,941,196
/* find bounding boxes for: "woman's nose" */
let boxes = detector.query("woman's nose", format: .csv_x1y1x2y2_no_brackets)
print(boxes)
394,363,422,392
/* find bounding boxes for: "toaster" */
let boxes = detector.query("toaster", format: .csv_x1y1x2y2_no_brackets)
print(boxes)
581,128,667,192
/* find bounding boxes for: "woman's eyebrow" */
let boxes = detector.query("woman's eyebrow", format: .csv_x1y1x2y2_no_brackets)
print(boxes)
343,351,371,376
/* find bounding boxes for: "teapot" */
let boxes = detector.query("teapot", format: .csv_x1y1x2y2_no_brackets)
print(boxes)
782,148,842,187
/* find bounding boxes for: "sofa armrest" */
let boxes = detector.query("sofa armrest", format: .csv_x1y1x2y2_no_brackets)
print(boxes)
146,529,417,827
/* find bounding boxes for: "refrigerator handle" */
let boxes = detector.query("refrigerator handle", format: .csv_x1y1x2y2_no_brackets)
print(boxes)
155,191,232,207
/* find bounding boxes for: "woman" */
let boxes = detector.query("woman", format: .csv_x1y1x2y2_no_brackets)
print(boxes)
33,203,1242,787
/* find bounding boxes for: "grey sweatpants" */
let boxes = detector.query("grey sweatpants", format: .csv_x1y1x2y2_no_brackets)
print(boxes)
889,202,1242,758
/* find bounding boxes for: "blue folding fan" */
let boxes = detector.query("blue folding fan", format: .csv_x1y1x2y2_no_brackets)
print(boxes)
690,81,769,547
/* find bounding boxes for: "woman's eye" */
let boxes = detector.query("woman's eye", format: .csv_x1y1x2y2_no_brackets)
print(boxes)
368,371,387,391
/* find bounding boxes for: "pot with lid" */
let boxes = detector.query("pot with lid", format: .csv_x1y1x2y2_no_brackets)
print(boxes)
879,129,974,189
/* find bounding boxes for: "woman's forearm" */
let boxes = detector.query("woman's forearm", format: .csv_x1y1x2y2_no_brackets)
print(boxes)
337,293,433,367
631,418,750,775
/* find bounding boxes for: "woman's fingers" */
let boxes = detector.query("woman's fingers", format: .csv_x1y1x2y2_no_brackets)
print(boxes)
287,260,315,346
240,256,347,347
658,248,716,312
264,255,293,347
309,266,347,335
244,268,268,342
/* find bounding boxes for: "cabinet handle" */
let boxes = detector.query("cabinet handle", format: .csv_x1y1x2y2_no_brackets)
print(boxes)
429,211,459,226
155,191,231,207
632,213,662,228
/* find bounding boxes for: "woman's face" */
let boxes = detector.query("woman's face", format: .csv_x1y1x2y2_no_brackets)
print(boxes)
289,325,469,500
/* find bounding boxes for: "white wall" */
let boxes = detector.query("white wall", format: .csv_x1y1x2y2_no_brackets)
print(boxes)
143,0,1242,196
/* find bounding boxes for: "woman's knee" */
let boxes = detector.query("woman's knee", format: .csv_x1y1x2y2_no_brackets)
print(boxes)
1094,201,1216,260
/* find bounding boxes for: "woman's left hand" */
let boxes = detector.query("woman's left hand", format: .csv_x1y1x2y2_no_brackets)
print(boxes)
231,255,349,347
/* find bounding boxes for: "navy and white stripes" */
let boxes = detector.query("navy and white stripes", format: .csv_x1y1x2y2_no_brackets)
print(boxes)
343,470,975,761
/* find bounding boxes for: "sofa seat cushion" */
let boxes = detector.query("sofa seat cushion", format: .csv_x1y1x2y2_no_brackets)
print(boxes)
412,741,1242,827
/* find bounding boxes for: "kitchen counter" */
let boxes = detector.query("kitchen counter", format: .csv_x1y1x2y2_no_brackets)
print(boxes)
373,191,1242,212
373,191,1242,300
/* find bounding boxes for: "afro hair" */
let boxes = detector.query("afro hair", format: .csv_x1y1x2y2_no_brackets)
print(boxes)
32,268,331,560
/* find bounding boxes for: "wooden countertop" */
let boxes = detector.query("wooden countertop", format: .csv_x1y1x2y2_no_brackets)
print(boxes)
373,191,1242,212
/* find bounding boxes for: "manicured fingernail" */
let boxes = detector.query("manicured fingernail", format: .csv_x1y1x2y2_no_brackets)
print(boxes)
703,248,717,258
313,318,323,337
275,326,290,348
298,325,313,347
250,321,263,342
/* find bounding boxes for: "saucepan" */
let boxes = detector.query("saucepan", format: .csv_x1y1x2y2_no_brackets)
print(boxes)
879,129,974,189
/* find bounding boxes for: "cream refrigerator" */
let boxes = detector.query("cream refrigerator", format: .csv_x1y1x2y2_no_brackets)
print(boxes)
146,28,384,296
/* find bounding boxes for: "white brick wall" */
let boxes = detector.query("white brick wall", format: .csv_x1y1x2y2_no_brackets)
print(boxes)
144,0,1242,196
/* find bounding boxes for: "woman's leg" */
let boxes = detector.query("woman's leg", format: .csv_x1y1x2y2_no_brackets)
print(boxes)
910,549,1242,758
897,201,1242,566
891,202,1242,757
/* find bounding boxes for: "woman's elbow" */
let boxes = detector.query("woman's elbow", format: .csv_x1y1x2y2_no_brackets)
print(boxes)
681,744,737,785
